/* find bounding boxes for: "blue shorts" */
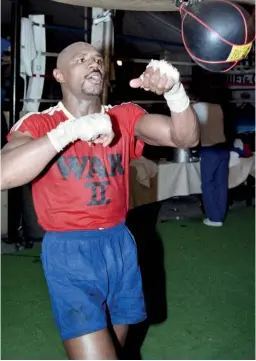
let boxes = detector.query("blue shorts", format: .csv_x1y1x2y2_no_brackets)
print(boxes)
41,222,146,340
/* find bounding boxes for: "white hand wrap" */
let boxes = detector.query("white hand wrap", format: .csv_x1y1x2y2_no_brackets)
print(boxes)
47,113,112,152
164,82,190,113
143,59,190,113
146,59,180,82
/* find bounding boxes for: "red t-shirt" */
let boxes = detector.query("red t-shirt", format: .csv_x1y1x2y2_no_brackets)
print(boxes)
8,102,146,231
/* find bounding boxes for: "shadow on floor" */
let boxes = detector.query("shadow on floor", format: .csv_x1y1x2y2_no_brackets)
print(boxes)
124,202,167,359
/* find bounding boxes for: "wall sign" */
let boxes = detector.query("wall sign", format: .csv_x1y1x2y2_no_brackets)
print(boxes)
227,73,255,87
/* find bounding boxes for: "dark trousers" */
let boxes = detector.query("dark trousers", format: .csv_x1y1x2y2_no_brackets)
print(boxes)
200,146,230,222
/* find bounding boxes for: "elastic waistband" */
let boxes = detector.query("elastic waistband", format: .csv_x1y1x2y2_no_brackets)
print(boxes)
45,222,126,238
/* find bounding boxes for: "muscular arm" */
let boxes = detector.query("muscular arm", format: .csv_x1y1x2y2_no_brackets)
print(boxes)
1,131,58,190
135,105,199,147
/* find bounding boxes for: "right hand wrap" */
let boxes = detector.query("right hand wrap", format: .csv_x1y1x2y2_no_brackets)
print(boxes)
47,113,112,152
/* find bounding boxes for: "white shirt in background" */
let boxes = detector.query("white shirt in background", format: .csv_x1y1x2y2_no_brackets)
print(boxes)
192,102,226,147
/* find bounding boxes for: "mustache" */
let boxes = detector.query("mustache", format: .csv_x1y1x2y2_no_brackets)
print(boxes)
85,70,103,79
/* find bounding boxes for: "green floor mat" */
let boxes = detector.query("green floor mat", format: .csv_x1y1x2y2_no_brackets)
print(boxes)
2,208,255,360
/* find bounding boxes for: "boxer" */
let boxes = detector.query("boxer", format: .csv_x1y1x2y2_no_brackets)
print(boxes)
1,42,199,359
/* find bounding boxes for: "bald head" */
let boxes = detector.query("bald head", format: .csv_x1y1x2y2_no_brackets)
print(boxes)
54,41,105,98
56,42,99,69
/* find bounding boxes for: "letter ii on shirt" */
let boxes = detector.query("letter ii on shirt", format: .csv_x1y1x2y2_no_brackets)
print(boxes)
8,102,146,231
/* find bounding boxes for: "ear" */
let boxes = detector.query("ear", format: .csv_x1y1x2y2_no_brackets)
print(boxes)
53,68,65,83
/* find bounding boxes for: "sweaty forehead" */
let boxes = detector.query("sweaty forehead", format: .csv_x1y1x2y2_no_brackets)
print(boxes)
71,44,100,58
57,42,101,68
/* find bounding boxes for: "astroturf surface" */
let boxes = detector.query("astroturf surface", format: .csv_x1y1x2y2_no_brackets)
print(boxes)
2,208,255,360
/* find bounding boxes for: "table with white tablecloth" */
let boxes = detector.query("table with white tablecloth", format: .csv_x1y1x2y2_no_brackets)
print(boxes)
129,155,255,207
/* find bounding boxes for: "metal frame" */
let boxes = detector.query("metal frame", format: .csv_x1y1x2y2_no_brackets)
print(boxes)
10,0,22,129
8,0,22,244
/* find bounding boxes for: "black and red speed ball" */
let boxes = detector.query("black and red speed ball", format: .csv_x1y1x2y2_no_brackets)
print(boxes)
180,0,255,72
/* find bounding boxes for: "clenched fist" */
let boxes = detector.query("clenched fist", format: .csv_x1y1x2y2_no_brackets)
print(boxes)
129,59,180,95
47,113,114,152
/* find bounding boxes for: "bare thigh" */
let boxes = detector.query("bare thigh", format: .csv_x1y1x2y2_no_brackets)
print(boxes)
113,324,129,347
63,328,118,360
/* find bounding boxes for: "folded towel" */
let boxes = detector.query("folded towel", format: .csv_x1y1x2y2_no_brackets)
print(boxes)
130,157,158,188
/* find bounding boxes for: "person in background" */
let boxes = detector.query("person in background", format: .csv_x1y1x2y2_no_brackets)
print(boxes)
192,101,230,227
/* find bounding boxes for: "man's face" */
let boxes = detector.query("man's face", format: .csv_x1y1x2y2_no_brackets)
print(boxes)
60,45,105,97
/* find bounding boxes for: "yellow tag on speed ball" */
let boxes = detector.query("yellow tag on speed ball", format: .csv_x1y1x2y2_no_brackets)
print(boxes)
227,42,253,62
